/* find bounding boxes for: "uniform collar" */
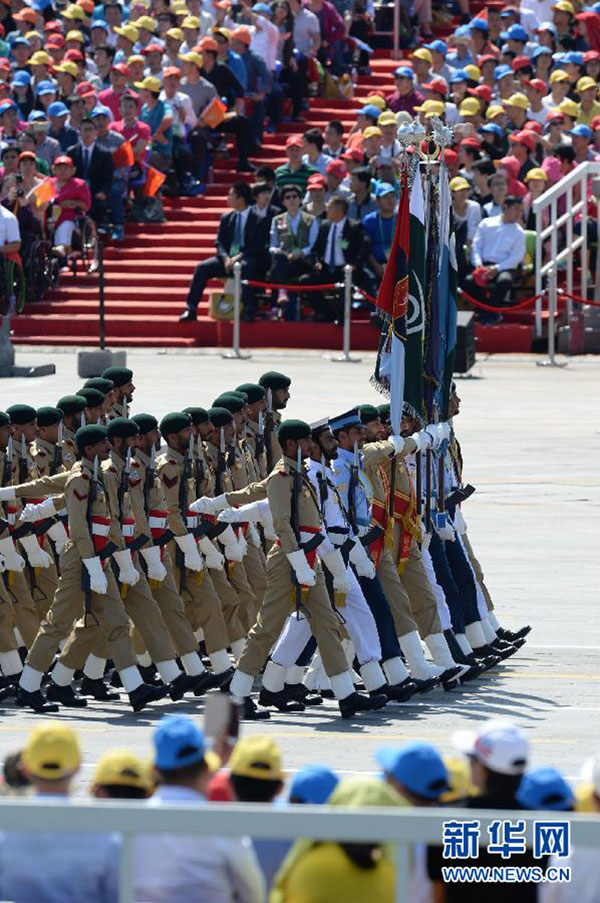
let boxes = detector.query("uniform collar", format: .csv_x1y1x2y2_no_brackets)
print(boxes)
35,437,56,456
166,445,185,464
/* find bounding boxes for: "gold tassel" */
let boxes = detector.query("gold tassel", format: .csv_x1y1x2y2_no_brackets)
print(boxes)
195,571,203,586
121,583,128,600
334,590,347,609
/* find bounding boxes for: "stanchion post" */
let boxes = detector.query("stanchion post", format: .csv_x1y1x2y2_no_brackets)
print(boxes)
537,267,567,368
98,232,105,351
221,260,251,360
330,265,361,363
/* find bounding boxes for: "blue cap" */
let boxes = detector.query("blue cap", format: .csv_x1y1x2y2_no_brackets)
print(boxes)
507,24,528,42
449,68,469,83
374,182,396,198
454,24,470,37
500,7,517,15
494,64,513,81
11,71,31,87
48,101,69,118
28,110,48,122
289,766,339,804
329,407,363,431
469,17,488,32
154,715,206,771
252,2,271,12
0,101,16,116
532,45,552,60
360,103,383,120
91,18,109,29
425,39,446,56
481,123,503,137
394,65,414,79
563,51,584,66
516,767,575,811
13,36,31,47
569,124,593,139
31,0,53,9
377,743,449,801
499,31,510,42
593,1,600,12
91,104,112,119
36,80,57,96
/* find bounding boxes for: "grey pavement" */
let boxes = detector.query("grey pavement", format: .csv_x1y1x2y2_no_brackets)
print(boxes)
1,347,599,789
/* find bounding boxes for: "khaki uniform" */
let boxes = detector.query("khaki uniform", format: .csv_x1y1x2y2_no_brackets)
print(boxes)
227,439,267,615
61,429,78,471
245,420,268,480
157,446,231,652
236,456,347,679
26,458,136,674
265,410,282,471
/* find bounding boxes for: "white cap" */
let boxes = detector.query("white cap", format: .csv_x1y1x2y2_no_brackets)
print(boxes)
581,756,600,795
452,719,529,777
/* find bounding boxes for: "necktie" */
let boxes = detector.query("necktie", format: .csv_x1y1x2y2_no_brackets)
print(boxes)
83,148,90,177
232,212,242,254
328,224,338,269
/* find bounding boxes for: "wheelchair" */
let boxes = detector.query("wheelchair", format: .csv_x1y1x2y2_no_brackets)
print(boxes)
23,237,58,304
0,254,27,317
46,210,99,277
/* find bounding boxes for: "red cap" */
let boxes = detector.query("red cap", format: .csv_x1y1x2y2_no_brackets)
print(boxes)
64,48,83,62
421,77,448,97
285,134,303,148
307,173,326,189
509,129,535,150
76,80,96,98
524,120,543,134
142,42,163,54
460,136,483,148
54,155,74,167
584,50,600,63
546,110,564,123
326,159,347,178
44,20,62,32
528,78,546,94
468,84,492,103
478,53,499,67
46,33,65,47
341,147,364,162
0,58,10,71
111,63,130,76
512,55,532,72
18,151,37,162
163,66,181,78
198,36,219,52
443,148,458,165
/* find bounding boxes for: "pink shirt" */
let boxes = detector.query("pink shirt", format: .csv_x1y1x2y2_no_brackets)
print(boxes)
51,176,91,226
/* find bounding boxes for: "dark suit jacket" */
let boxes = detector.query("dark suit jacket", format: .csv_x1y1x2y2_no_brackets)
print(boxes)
313,218,368,269
66,142,114,197
215,208,264,261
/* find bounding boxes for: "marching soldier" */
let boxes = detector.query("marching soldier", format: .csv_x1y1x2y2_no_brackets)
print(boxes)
258,371,291,470
83,377,116,421
56,395,87,468
236,383,268,480
102,366,135,420
76,388,105,426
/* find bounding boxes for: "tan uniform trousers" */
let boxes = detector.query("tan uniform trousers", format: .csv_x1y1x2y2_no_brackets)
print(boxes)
392,527,442,636
376,548,420,637
0,581,18,654
237,550,347,678
209,566,246,645
227,559,258,635
2,569,41,650
168,539,230,654
243,541,266,625
134,550,200,657
26,546,135,674
22,537,60,622
462,531,494,611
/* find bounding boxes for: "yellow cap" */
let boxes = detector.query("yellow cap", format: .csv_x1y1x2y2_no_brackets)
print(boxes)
128,54,145,64
22,722,81,781
30,50,52,65
577,76,597,93
55,61,79,77
166,27,184,40
459,97,481,116
551,0,574,12
115,23,139,42
449,176,471,192
182,15,201,28
93,749,151,791
135,14,157,30
363,125,383,138
213,26,231,38
559,97,580,117
574,783,595,813
464,64,481,82
135,75,162,92
486,104,505,119
440,755,478,804
180,51,203,67
415,99,445,115
524,167,548,182
66,29,85,42
378,111,397,126
26,31,42,42
358,94,386,110
62,4,87,19
549,68,570,83
504,92,529,110
413,47,432,63
229,735,284,781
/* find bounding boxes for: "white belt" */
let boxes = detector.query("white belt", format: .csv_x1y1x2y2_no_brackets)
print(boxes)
187,515,199,529
91,522,110,537
57,507,67,517
122,523,135,537
149,515,167,529
7,513,16,526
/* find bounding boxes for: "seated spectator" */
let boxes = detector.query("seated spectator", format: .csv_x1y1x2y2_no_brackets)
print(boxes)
113,93,151,164
362,182,397,285
0,192,21,262
181,180,262,322
495,155,527,198
276,134,317,192
377,111,401,162
91,749,152,800
255,164,283,209
325,159,351,200
47,101,79,152
135,76,173,172
450,175,482,282
570,123,600,164
482,172,508,218
508,130,537,179
302,127,332,175
49,154,91,257
91,105,128,241
250,181,278,286
348,166,376,220
269,182,318,319
323,120,345,158
28,113,60,168
303,172,327,219
66,117,114,226
2,151,44,256
288,765,339,804
471,158,495,207
99,63,137,121
523,167,549,229
228,28,270,145
0,145,19,180
308,0,346,76
385,66,424,116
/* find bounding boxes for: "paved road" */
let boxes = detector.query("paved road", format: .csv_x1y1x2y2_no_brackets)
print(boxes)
1,348,598,789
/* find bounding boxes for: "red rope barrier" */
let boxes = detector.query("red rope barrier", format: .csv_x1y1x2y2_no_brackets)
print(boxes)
459,288,545,313
557,288,600,307
244,279,342,292
354,286,379,305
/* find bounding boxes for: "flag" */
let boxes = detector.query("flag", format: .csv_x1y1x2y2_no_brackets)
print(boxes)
422,180,441,421
404,160,426,423
113,140,134,168
435,165,458,418
142,165,166,197
373,170,410,434
33,178,55,208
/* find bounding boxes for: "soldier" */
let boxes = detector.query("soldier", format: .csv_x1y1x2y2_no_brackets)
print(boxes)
31,407,70,556
235,383,268,480
15,424,165,713
258,371,291,470
75,388,105,426
228,418,387,719
56,395,87,468
102,366,135,420
83,377,116,421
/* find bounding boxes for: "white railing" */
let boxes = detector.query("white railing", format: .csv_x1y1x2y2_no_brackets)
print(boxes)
1,799,600,903
533,160,600,339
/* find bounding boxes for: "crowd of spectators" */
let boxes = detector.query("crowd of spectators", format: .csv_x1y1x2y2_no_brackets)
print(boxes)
1,714,599,903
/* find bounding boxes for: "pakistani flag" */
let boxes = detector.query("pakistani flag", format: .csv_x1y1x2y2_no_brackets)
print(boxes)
405,163,426,423
435,165,458,418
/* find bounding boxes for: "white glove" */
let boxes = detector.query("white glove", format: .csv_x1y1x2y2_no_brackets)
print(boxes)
20,497,58,522
140,545,167,582
0,537,25,571
434,518,455,542
218,500,263,523
188,496,217,516
212,493,229,513
220,523,245,562
424,424,441,450
0,555,5,574
197,535,225,570
259,507,277,542
174,532,204,571
247,523,261,547
83,556,107,595
217,507,244,523
452,508,467,535
421,530,432,552
286,549,316,587
411,430,432,453
19,534,53,569
388,434,405,455
438,422,451,442
321,549,350,594
113,549,141,586
0,486,16,502
349,538,376,579
47,521,69,555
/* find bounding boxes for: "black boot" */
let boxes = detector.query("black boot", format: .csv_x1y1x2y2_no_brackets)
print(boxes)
139,665,162,686
285,683,323,706
15,687,59,713
0,676,17,702
377,678,417,703
458,663,484,683
80,676,120,700
412,676,439,694
339,691,387,719
497,625,531,642
46,682,88,708
438,666,463,685
168,672,201,701
258,687,305,712
128,683,168,712
195,668,234,696
443,629,475,666
242,696,271,720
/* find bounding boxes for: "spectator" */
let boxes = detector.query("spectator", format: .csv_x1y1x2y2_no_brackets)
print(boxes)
99,63,137,120
288,765,339,804
482,173,508,218
289,0,321,58
323,120,345,158
471,158,496,206
27,113,60,168
48,154,91,257
569,123,600,163
113,92,151,163
91,105,128,241
385,66,424,116
135,75,173,172
228,28,269,145
303,172,327,218
348,166,376,220
133,715,265,903
362,182,397,284
508,130,537,179
1,751,31,796
3,151,45,254
276,134,317,192
251,180,279,282
181,180,262,322
47,100,79,152
307,0,346,75
450,175,482,281
213,28,248,92
302,127,332,175
66,116,114,226
269,182,318,318
523,167,549,228
91,749,152,800
0,187,21,259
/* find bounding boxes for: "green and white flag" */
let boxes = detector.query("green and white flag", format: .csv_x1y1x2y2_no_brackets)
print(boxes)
405,165,426,422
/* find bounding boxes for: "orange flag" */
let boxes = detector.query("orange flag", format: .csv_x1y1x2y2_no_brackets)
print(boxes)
33,178,55,207
142,165,166,197
113,140,135,168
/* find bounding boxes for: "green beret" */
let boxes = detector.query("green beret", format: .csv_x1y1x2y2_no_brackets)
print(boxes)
377,403,390,422
358,404,381,425
101,366,133,388
36,406,63,428
159,412,191,437
107,417,139,441
182,407,210,425
84,377,114,395
76,424,108,454
213,393,245,414
258,371,291,391
230,389,248,403
57,395,87,416
278,419,311,443
0,411,10,428
76,388,105,409
207,406,234,428
6,404,37,425
131,413,158,435
235,383,265,405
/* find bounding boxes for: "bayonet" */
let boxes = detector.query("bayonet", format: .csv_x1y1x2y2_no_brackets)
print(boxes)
265,388,274,471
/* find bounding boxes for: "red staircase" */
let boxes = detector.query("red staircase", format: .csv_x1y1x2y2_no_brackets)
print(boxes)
11,51,541,354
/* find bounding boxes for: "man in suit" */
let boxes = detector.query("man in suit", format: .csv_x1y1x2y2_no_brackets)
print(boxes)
304,196,368,322
180,181,262,322
66,117,114,227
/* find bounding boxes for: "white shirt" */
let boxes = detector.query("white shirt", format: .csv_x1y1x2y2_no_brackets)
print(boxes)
302,150,333,174
453,199,481,242
160,89,197,131
471,214,526,271
133,785,265,903
250,15,280,72
527,105,548,125
293,7,320,56
0,204,20,247
324,216,347,267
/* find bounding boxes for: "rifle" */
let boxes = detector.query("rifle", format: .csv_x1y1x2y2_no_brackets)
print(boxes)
176,431,195,593
194,434,205,496
122,398,128,419
347,440,359,535
256,410,264,466
425,446,432,534
215,427,226,496
265,388,274,472
1,438,12,591
80,411,86,430
117,447,132,525
51,421,63,476
143,443,155,515
81,456,101,626
290,445,304,618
